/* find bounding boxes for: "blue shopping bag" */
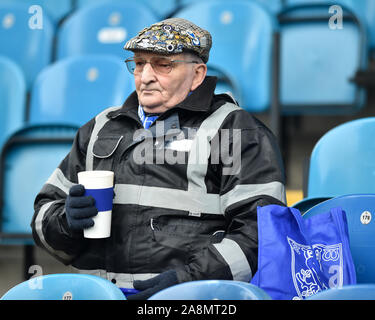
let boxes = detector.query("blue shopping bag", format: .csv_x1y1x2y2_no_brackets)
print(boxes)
251,205,356,300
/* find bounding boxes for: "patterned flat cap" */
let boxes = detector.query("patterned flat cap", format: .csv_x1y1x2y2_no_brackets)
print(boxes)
124,18,212,63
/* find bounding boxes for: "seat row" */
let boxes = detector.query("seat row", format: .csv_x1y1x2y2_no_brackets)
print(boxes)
1,272,375,300
0,0,369,139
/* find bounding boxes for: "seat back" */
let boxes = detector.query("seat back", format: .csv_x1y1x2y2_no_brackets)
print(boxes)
307,118,375,198
29,55,134,127
0,56,26,149
303,194,375,283
0,3,54,88
180,0,283,14
1,273,126,300
57,1,158,60
148,280,271,300
76,0,177,20
0,125,76,242
0,0,72,25
174,0,276,112
279,3,367,114
307,284,375,300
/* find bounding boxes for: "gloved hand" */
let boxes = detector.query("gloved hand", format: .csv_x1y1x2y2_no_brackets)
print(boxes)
65,184,98,232
126,270,179,300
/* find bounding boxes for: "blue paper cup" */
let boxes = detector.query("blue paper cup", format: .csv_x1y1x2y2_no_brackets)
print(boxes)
77,170,114,239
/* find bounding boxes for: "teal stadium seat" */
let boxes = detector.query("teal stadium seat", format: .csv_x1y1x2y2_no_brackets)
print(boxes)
0,56,26,149
174,0,277,112
1,273,126,300
278,3,368,115
75,0,177,20
0,125,76,242
293,118,375,213
29,55,134,127
148,280,271,300
307,284,375,300
0,3,54,88
0,0,72,25
179,0,283,14
57,1,158,60
284,0,375,56
303,194,375,284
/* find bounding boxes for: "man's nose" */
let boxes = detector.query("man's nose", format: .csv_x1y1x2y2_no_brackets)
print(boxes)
140,62,157,83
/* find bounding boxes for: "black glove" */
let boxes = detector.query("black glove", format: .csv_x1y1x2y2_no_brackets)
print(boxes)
65,184,98,232
127,270,179,300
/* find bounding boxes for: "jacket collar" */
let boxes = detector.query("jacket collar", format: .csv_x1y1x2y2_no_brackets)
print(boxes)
107,76,218,120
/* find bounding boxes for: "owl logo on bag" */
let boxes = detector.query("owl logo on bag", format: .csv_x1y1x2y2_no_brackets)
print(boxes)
287,237,343,299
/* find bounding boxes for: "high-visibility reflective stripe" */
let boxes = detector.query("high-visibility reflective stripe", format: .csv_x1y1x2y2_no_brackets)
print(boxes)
86,106,122,171
113,184,221,215
221,181,286,209
113,182,285,214
213,238,252,282
74,268,160,289
46,168,75,195
34,200,73,262
187,102,240,193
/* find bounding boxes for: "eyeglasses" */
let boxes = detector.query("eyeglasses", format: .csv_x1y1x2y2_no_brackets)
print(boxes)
125,56,199,75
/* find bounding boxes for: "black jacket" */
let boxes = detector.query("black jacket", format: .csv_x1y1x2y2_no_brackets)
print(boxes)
31,76,286,288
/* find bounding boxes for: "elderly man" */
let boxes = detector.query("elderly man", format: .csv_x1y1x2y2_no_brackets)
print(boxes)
31,18,286,300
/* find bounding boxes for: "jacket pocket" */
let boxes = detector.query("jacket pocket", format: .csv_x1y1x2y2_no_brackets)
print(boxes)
92,135,123,170
151,215,226,265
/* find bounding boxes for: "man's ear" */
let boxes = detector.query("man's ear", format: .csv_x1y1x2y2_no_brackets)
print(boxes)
190,63,207,91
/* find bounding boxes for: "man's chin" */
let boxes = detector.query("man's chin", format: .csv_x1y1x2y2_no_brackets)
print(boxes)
141,102,165,114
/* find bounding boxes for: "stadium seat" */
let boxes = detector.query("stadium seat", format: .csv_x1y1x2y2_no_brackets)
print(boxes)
179,0,283,14
0,124,76,278
174,0,277,113
0,125,76,240
283,0,375,51
29,55,134,127
0,3,54,88
57,1,158,60
307,284,375,300
347,0,375,57
75,0,177,20
1,273,126,300
0,0,72,25
293,118,375,213
277,3,368,115
303,194,375,283
148,280,272,300
0,56,26,150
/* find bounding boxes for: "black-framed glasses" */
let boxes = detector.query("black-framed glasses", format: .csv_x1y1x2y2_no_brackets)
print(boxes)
125,56,199,75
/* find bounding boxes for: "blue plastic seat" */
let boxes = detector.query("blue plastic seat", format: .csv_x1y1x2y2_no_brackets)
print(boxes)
0,56,26,149
347,0,375,56
307,284,375,300
29,55,134,127
180,0,283,14
0,0,72,25
303,194,375,283
174,0,277,112
75,0,177,20
284,1,375,57
1,273,126,300
293,117,375,213
278,3,367,115
0,3,54,88
148,280,271,300
57,1,158,60
0,125,76,241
